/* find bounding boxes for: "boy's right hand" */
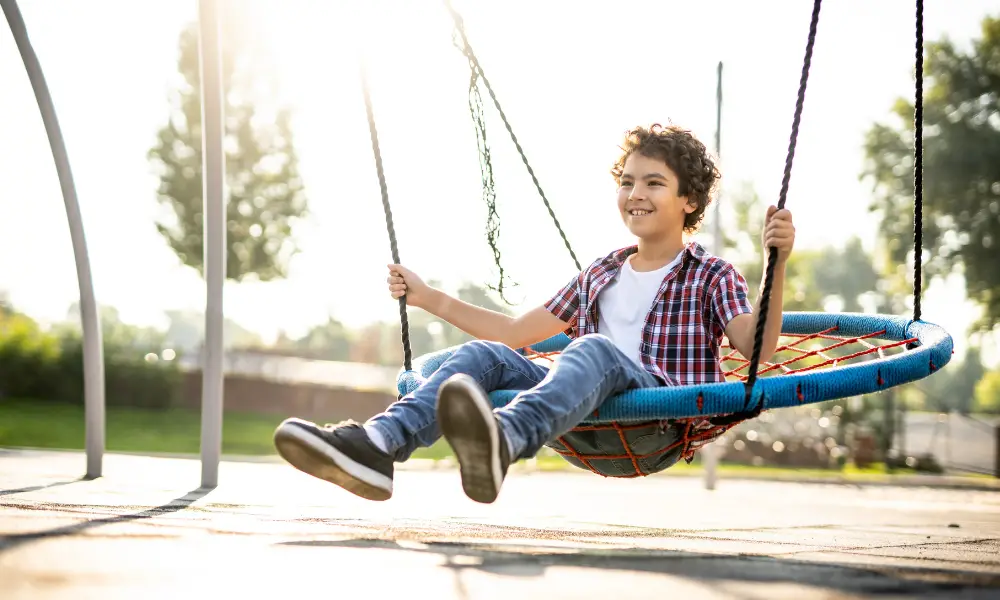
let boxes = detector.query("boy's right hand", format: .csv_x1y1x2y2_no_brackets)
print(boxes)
387,264,432,309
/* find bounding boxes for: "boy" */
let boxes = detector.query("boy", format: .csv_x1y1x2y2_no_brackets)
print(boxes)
273,124,795,504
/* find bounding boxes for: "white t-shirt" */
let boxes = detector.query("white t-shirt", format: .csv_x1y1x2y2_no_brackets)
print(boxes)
597,251,684,367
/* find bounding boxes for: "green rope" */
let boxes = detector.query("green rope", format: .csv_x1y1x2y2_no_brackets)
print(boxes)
445,0,582,277
466,66,518,302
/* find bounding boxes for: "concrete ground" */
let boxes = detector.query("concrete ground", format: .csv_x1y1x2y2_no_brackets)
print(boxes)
1,448,999,599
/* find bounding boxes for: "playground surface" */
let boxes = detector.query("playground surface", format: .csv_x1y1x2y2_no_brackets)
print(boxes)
1,448,999,599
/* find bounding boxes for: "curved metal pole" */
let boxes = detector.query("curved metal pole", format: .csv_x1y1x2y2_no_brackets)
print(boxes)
2,0,105,479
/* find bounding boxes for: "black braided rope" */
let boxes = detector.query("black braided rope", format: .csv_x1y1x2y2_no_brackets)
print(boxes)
360,62,412,372
741,0,823,412
913,0,924,322
445,0,582,272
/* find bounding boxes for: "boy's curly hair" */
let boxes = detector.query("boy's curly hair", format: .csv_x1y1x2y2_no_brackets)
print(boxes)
610,123,720,233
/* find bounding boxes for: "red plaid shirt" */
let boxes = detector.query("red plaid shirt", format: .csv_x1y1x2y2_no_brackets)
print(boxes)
545,241,754,386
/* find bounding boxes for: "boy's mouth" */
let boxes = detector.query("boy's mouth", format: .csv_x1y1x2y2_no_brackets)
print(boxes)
628,209,654,216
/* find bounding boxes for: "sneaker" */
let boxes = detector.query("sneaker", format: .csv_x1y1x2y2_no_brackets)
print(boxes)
436,374,511,504
273,418,394,501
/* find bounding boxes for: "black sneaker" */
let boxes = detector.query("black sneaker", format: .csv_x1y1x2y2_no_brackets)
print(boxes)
437,374,511,504
273,418,394,501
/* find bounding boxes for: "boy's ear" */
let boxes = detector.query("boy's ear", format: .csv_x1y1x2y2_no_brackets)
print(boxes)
683,197,698,214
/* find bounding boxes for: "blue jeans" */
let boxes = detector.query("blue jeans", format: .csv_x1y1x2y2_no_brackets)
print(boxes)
366,334,685,474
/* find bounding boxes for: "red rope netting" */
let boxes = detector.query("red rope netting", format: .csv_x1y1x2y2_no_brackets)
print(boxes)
519,325,919,477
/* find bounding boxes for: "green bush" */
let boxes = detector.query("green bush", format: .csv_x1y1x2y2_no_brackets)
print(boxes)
0,313,62,400
0,312,181,409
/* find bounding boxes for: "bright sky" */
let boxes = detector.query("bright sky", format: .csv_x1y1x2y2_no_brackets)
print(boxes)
1,0,997,365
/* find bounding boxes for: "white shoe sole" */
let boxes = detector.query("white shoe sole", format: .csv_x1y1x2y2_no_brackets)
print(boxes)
437,374,504,504
273,419,393,501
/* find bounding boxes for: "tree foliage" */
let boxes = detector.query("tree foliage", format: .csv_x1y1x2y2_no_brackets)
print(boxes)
272,282,514,366
722,182,880,313
149,12,308,282
907,346,986,413
974,367,1000,413
862,16,1000,329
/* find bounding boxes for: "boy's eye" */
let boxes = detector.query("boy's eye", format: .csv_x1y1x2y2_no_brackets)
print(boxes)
620,181,633,187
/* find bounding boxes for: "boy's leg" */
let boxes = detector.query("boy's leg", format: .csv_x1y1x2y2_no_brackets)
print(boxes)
273,340,548,501
437,333,662,503
366,340,549,460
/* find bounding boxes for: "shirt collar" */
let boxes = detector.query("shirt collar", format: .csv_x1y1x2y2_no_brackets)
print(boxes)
604,240,707,270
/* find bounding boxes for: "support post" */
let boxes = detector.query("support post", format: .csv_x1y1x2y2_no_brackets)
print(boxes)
711,60,723,253
883,388,896,472
704,60,723,491
994,425,999,479
2,0,105,478
198,0,226,489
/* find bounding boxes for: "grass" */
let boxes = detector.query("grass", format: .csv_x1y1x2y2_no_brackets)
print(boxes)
0,397,453,460
1,398,991,482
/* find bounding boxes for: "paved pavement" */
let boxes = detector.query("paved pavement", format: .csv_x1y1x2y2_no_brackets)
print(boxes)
1,448,999,599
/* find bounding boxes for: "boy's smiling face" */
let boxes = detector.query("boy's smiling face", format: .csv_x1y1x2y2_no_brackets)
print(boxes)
616,153,696,240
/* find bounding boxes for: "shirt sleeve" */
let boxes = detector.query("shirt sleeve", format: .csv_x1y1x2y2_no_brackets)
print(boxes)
711,265,754,332
544,274,582,335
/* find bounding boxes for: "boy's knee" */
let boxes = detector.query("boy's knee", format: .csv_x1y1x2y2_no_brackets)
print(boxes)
566,333,617,356
456,339,510,358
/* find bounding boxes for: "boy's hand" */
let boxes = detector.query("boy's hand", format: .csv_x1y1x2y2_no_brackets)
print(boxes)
387,264,432,309
762,205,795,263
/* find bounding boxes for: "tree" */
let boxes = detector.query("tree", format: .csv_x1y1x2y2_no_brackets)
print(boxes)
910,345,986,413
0,290,11,317
148,9,308,282
278,317,353,361
64,302,166,354
722,182,879,313
862,16,1000,329
162,309,262,351
335,281,516,367
815,237,881,313
974,368,1000,413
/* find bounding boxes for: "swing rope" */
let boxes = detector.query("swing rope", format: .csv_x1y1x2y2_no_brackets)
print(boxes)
741,0,823,415
913,0,924,322
389,0,947,479
360,60,412,372
464,47,514,302
444,0,582,273
377,0,930,457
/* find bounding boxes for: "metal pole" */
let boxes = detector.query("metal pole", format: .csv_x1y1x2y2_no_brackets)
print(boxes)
2,0,105,479
946,410,952,470
198,0,226,488
994,424,999,479
883,388,895,472
704,61,723,491
711,61,723,253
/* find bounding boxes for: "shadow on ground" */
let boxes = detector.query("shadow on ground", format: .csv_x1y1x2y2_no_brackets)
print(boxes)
0,478,88,497
279,534,1000,598
0,487,212,553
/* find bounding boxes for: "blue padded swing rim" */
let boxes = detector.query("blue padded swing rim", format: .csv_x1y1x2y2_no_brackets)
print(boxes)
395,312,953,424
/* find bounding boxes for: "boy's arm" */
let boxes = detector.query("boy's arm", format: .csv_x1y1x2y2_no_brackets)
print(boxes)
725,206,795,363
422,290,570,349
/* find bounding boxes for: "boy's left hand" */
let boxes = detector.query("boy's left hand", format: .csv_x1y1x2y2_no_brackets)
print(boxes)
762,205,795,262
